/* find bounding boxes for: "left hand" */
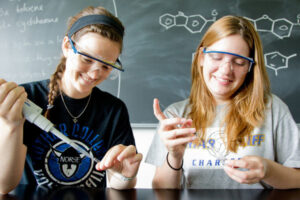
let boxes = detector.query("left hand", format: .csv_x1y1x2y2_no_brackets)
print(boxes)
95,144,143,179
224,155,268,184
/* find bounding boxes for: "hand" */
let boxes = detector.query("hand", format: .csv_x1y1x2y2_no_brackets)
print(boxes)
153,98,196,159
224,155,267,184
0,79,27,129
96,144,143,179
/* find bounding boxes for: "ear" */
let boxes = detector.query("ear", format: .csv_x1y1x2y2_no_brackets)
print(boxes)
62,36,71,57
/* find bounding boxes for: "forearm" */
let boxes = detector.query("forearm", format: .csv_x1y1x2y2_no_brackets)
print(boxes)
107,170,137,189
152,155,183,189
0,123,27,194
263,159,300,189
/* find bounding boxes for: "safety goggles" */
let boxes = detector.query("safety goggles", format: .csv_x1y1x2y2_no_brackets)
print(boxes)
68,36,124,72
203,47,255,73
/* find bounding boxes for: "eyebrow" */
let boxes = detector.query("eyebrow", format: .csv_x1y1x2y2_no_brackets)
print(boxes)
78,50,99,61
73,40,112,63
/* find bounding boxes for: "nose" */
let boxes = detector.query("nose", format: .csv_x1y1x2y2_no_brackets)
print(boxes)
87,68,101,79
219,61,233,73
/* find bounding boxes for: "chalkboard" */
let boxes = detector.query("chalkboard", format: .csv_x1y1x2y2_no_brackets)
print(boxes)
1,0,300,127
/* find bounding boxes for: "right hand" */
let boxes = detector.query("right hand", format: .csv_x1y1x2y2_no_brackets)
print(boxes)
153,98,196,159
0,79,27,130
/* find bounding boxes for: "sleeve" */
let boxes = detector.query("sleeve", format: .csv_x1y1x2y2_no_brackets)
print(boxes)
109,101,136,148
274,99,300,168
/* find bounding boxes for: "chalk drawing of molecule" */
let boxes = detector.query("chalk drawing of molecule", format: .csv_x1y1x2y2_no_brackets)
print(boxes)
159,10,218,33
264,51,297,76
245,15,300,39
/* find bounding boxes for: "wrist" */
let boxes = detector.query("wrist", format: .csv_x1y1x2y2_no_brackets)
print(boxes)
0,118,24,135
108,170,136,182
168,150,184,159
166,152,183,171
262,158,270,180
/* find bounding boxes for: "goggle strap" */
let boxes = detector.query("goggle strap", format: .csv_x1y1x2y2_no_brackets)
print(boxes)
203,48,254,63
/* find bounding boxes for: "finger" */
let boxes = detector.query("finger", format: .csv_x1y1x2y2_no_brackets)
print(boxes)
0,86,26,115
224,166,260,184
0,78,6,86
118,153,143,178
0,82,18,104
117,145,137,162
96,148,113,170
160,117,188,130
131,153,143,164
0,86,26,124
153,98,166,121
165,136,196,148
224,165,254,179
8,93,27,121
124,153,143,165
163,127,196,140
227,157,262,170
4,86,25,105
225,157,266,182
224,166,248,183
97,144,125,170
181,119,193,128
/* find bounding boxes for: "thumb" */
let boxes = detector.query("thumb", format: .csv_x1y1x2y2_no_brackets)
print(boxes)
153,98,167,121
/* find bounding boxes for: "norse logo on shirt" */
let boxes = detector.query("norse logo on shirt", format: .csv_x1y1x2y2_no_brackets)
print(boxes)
44,140,95,185
52,147,85,178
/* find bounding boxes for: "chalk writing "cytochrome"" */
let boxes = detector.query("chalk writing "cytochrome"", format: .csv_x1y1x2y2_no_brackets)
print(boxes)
16,15,58,32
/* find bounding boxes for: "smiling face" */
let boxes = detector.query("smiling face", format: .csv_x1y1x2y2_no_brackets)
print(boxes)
200,34,250,104
61,32,121,98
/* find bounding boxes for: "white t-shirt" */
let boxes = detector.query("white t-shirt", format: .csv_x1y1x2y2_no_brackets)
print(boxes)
145,95,300,189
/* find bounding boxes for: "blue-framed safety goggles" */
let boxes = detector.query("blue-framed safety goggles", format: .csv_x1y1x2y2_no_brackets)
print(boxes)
68,36,124,72
203,47,255,72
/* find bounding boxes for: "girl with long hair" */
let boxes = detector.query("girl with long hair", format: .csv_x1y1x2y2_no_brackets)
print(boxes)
146,15,300,189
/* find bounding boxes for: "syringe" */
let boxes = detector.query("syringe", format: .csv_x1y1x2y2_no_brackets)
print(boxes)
23,99,100,163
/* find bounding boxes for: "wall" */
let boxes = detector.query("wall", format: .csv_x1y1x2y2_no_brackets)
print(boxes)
133,128,156,188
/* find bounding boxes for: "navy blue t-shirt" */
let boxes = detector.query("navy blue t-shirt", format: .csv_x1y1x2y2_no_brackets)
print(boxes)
20,80,135,189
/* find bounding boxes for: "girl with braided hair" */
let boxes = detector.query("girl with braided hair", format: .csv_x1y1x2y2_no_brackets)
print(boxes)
0,6,142,193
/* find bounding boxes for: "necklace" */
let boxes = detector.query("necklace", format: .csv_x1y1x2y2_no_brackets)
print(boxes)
59,89,92,123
